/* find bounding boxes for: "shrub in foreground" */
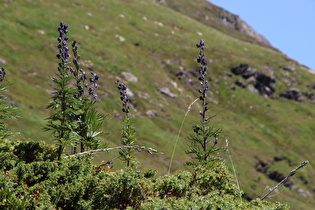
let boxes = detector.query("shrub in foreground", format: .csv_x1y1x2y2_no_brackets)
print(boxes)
0,140,288,209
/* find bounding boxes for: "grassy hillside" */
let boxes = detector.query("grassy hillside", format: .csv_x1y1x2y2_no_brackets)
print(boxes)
0,0,314,208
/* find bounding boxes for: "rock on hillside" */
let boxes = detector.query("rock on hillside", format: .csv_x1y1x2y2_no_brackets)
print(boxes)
219,8,271,46
157,0,274,49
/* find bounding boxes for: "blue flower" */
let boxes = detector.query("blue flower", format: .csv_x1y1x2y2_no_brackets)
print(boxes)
88,87,94,95
72,40,77,47
115,80,131,114
200,39,205,46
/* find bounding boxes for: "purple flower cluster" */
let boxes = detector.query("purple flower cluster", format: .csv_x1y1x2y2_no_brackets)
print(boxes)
76,69,99,99
196,39,209,120
0,67,6,82
71,40,99,100
89,71,99,99
115,80,130,114
56,22,69,66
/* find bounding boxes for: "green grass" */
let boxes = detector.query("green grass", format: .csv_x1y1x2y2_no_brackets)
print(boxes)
0,0,315,208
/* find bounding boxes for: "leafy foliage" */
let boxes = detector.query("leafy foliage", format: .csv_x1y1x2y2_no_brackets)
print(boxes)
0,68,19,139
0,140,288,209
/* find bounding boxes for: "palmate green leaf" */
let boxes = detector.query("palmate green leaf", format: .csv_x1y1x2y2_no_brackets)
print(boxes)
203,126,222,139
121,117,136,145
186,143,202,154
84,108,107,137
0,106,19,119
71,104,107,151
0,82,12,91
88,131,104,138
47,89,80,111
188,134,203,147
55,137,76,147
0,81,19,138
51,77,73,89
205,147,226,157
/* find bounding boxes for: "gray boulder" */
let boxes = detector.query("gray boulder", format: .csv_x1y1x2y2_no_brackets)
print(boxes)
279,88,303,102
231,64,276,98
121,72,138,83
157,87,177,98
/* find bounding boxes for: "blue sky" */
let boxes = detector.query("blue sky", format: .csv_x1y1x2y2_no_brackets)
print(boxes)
208,0,315,70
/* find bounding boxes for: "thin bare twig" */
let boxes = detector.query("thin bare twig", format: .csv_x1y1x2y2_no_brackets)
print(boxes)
260,160,309,201
65,145,161,158
96,156,121,168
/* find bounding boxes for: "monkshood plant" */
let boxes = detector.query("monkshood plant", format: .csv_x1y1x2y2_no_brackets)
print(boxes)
45,22,106,159
70,40,107,153
116,80,137,167
0,67,19,139
45,22,78,160
186,40,225,166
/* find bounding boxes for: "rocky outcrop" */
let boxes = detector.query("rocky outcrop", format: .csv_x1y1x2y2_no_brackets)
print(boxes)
231,64,276,98
154,0,274,49
307,84,315,89
282,65,296,73
219,10,270,47
279,85,315,103
306,93,315,102
279,88,303,102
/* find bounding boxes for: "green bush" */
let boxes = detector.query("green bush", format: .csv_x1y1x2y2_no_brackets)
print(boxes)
13,141,57,163
0,139,289,209
92,168,153,209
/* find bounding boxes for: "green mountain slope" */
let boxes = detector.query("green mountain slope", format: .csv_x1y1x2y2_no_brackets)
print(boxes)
0,0,314,208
